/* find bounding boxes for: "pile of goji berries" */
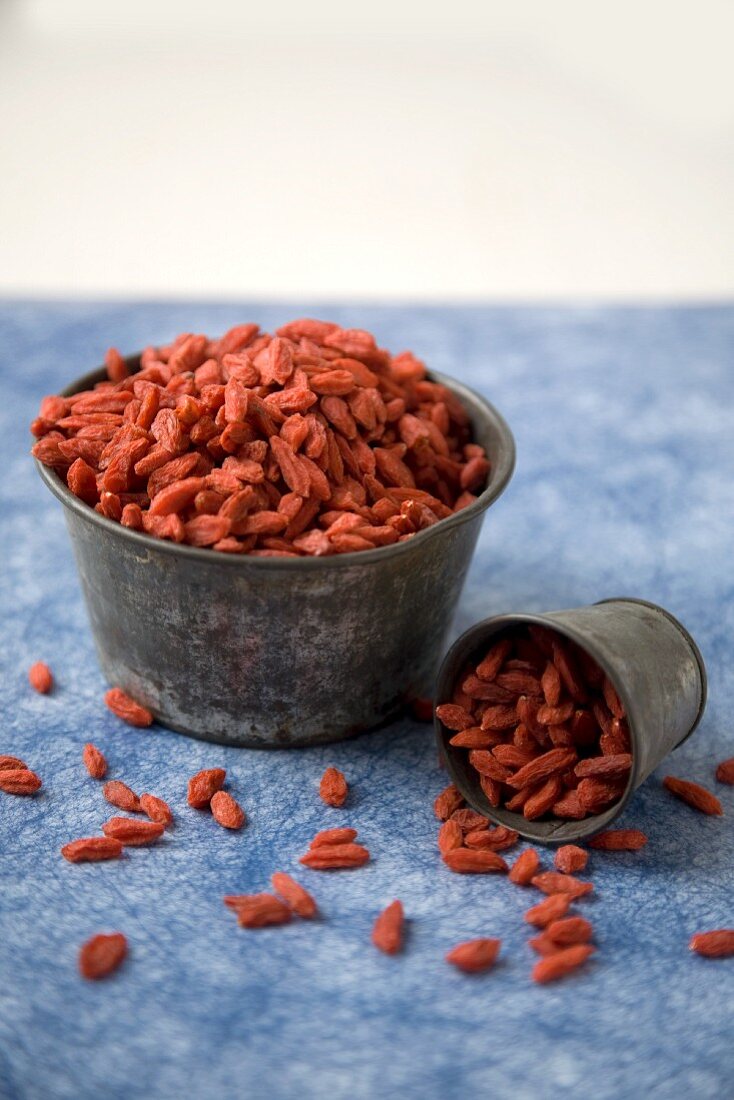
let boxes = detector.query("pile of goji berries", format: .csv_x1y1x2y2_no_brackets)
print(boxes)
31,320,490,556
4,661,732,982
437,624,633,822
433,775,732,979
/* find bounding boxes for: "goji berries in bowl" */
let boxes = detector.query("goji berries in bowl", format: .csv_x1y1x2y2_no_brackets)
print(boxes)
32,321,515,746
436,598,707,842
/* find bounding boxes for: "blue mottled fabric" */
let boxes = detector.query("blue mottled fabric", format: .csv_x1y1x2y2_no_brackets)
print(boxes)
1,302,732,1100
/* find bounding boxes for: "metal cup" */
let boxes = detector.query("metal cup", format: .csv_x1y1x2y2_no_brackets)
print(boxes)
436,598,707,843
35,356,515,747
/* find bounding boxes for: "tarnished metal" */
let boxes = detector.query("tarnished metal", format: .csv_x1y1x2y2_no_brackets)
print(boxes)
35,357,516,747
436,598,707,843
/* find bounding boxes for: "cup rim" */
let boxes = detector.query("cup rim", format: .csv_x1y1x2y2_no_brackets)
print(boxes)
35,359,516,571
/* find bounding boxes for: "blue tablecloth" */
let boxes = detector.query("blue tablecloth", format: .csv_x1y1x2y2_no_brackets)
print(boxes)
1,302,732,1100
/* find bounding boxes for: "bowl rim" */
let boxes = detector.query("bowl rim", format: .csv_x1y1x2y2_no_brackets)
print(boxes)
34,359,516,571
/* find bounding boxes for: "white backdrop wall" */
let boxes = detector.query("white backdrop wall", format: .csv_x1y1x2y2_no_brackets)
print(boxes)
1,0,732,299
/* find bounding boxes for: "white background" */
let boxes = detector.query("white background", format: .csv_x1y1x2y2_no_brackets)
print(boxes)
1,0,732,300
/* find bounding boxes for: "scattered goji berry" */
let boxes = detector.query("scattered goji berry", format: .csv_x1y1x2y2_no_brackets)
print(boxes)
82,743,107,780
299,843,370,870
0,755,26,770
61,837,123,863
437,819,464,855
715,758,734,785
446,938,501,973
79,932,128,979
509,848,541,886
0,768,42,795
227,893,292,928
433,785,465,821
663,776,723,816
210,790,246,830
545,916,593,946
587,829,647,850
101,817,165,846
524,894,572,927
371,900,405,955
689,930,734,958
319,766,348,807
103,779,140,813
531,872,593,899
28,662,53,694
410,697,434,722
187,768,226,808
532,944,595,983
554,845,588,874
139,793,173,826
442,849,508,874
104,687,153,728
310,827,358,848
271,872,318,918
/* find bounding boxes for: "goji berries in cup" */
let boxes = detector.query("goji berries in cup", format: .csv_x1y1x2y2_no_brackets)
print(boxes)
34,336,515,746
435,599,707,843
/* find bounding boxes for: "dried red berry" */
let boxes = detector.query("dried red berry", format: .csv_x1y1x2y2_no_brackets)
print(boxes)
104,688,153,728
61,837,123,863
545,916,593,946
442,849,508,874
435,704,475,731
101,817,165,846
689,930,734,958
0,768,42,795
103,779,140,813
299,843,370,870
532,944,595,983
438,819,464,855
28,662,53,694
0,755,27,770
271,872,318,918
464,826,519,852
226,893,293,928
509,848,541,885
554,845,588,874
446,938,501,973
82,743,107,779
531,872,593,899
310,827,358,848
524,894,571,927
187,768,226,808
372,900,405,955
210,790,246,830
139,793,173,826
433,784,465,821
79,932,128,980
587,829,647,850
715,758,734,785
663,776,723,816
319,766,348,807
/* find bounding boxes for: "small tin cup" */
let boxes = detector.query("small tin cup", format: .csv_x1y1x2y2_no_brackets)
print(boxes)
436,597,707,843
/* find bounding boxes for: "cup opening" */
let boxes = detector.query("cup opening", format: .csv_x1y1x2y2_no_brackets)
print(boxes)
436,614,638,844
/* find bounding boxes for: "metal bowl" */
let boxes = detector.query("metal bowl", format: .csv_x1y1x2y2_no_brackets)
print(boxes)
35,355,515,747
